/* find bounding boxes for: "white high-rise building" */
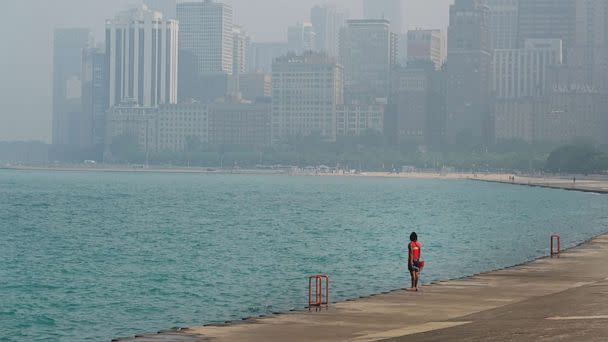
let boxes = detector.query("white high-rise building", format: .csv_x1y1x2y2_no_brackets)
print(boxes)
493,39,563,99
271,52,343,143
311,5,348,57
232,26,251,75
105,5,178,107
177,0,234,75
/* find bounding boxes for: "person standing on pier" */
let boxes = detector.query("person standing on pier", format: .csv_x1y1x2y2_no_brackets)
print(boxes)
407,232,423,291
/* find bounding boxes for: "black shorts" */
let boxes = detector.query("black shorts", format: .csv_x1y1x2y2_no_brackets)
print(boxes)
409,260,420,272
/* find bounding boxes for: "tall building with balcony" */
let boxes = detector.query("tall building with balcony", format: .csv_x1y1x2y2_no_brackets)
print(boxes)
52,28,93,147
446,0,492,144
271,52,343,143
105,4,178,107
340,19,397,103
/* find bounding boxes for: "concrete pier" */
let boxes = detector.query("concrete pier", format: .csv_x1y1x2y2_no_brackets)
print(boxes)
121,175,608,342
123,234,608,342
470,174,608,194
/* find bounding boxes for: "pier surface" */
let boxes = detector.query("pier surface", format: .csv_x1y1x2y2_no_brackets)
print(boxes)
121,175,608,342
470,174,608,194
122,234,608,342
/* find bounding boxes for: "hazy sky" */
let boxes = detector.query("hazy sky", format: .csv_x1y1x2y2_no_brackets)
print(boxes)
0,0,453,142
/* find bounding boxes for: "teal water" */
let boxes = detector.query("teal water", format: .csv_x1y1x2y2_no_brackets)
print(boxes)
1,170,607,341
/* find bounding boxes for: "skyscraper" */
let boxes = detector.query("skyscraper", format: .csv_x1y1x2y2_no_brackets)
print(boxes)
340,19,397,103
517,0,576,59
571,0,608,91
105,5,179,107
487,0,518,50
81,47,109,148
362,0,403,34
391,61,446,148
311,5,348,57
287,22,316,54
407,29,444,69
52,28,93,146
232,26,251,76
446,0,492,144
177,0,233,75
271,52,343,143
230,25,251,97
493,39,563,99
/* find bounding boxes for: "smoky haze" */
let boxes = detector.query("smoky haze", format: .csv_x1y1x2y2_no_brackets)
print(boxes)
0,0,453,142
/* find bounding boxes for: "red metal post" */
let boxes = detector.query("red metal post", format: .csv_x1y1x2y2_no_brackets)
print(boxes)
551,235,560,258
316,276,321,305
309,276,313,307
325,276,329,306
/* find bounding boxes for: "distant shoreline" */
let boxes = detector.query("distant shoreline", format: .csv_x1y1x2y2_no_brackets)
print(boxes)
4,166,608,194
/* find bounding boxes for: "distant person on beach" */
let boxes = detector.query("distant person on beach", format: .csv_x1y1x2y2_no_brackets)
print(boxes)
407,232,423,291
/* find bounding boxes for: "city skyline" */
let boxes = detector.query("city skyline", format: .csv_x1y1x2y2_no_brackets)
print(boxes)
0,0,454,142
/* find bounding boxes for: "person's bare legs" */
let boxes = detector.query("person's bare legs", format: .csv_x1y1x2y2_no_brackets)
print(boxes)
407,270,418,291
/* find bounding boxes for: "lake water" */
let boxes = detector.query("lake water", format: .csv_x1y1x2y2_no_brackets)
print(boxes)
1,170,607,341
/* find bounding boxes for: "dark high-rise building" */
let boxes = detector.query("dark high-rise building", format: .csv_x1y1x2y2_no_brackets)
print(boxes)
570,0,608,92
446,0,492,145
81,48,109,148
52,28,93,147
340,19,398,103
517,0,576,60
487,0,518,50
391,61,446,149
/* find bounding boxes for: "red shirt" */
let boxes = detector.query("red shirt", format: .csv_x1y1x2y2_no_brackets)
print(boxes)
409,241,421,260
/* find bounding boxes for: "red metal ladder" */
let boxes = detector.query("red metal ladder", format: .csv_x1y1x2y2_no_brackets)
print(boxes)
308,275,329,309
